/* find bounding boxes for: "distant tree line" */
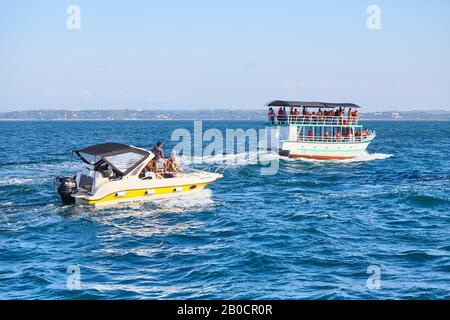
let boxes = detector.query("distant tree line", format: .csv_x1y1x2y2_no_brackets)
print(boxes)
0,109,449,120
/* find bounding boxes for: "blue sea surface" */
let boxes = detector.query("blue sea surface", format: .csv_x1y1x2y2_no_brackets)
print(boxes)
0,120,449,299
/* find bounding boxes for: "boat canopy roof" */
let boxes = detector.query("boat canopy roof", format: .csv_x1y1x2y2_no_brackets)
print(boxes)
74,143,151,176
266,100,361,109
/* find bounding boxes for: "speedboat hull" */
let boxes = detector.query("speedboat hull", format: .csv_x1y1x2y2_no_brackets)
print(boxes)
72,172,222,207
56,142,223,208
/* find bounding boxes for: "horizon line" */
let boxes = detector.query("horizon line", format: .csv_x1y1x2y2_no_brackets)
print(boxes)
2,107,450,113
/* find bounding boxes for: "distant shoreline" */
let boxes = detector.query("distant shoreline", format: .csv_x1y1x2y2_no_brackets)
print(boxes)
1,109,449,121
1,118,449,122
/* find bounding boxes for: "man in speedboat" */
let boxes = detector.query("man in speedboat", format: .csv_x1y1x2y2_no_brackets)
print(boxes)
152,142,165,173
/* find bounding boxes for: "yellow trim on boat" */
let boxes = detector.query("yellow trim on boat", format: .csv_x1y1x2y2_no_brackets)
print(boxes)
84,183,209,205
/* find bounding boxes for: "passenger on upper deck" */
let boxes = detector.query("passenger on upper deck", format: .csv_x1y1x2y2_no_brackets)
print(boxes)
268,107,275,124
277,107,283,124
293,108,299,123
353,110,359,124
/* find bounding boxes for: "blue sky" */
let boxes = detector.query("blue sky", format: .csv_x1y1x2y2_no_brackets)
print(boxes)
1,0,449,111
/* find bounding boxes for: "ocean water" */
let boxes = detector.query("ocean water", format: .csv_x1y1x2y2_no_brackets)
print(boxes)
0,120,449,299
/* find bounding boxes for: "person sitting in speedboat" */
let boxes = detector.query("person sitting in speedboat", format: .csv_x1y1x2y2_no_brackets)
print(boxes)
166,151,183,176
143,159,163,179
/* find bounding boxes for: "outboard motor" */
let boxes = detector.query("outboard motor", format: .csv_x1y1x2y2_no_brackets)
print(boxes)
56,177,77,205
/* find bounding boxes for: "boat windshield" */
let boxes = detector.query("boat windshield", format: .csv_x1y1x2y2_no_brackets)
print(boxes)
103,152,147,173
75,143,151,176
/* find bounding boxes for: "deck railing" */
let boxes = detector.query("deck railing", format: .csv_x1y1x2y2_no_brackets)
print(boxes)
267,115,359,126
296,131,375,143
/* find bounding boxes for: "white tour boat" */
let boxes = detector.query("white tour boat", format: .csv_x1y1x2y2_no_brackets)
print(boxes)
265,100,376,160
55,143,222,207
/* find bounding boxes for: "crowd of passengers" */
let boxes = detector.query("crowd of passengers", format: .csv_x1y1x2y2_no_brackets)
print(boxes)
143,142,182,179
267,106,359,125
298,128,372,142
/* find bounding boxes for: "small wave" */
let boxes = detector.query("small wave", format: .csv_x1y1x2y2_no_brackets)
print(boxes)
407,194,450,207
397,250,444,262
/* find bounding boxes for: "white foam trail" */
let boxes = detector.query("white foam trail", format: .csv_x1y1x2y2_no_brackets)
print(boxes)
180,150,391,167
0,178,35,186
180,150,279,168
0,161,82,187
154,188,214,210
351,152,393,162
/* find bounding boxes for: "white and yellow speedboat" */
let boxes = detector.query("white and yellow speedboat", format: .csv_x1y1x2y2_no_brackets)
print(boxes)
56,143,222,207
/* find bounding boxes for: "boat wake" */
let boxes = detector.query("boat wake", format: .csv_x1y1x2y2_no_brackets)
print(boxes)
180,150,392,168
351,152,393,162
180,151,279,169
153,188,215,211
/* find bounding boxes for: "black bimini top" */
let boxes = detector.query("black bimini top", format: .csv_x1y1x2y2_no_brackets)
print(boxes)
266,100,361,109
74,143,151,176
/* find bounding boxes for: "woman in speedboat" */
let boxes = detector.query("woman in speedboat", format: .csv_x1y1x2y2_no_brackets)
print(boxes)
166,151,182,174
